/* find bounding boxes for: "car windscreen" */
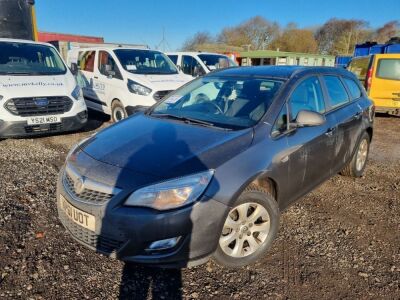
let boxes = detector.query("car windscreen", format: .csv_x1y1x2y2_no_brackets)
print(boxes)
114,49,178,75
151,76,284,130
0,42,67,76
198,54,238,71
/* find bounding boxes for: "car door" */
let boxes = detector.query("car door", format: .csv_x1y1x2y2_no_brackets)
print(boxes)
282,75,336,203
77,50,101,110
96,50,124,111
182,55,206,77
322,75,362,173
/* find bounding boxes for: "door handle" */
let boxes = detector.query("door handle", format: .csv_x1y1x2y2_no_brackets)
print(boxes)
325,127,336,137
94,76,99,79
353,111,362,120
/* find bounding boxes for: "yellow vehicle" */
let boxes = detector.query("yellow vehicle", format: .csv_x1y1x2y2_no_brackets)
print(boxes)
348,54,400,115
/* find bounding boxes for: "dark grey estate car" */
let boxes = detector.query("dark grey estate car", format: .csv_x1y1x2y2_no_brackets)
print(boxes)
57,66,374,268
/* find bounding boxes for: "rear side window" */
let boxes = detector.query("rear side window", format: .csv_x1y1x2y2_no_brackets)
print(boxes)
168,55,178,65
347,57,371,85
343,77,362,99
376,59,400,81
78,51,95,72
323,76,349,108
289,76,325,121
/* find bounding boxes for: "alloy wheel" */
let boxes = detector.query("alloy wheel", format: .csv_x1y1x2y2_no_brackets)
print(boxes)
219,202,270,258
356,139,368,171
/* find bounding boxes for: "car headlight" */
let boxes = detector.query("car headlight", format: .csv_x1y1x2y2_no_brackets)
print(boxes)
71,85,83,100
127,79,152,96
125,170,214,210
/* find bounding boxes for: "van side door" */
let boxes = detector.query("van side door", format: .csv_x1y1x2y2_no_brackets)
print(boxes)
182,55,206,77
77,50,100,110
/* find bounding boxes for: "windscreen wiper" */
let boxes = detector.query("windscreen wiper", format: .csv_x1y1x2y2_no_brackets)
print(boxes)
151,113,231,130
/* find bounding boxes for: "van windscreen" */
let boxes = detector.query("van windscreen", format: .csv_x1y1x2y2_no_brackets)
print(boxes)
114,49,178,75
0,42,67,75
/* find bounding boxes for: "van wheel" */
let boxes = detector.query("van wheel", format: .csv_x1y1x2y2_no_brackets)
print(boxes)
111,100,127,123
213,185,280,268
341,131,370,177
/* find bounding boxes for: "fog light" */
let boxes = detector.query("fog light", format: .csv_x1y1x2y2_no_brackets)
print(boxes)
146,237,181,252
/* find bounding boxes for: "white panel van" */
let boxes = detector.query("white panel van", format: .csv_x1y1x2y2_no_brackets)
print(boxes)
0,39,87,138
68,47,192,122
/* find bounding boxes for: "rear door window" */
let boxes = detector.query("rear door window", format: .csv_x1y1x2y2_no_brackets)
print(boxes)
289,76,325,121
78,51,96,72
343,77,362,99
347,57,371,86
376,59,400,80
323,76,350,108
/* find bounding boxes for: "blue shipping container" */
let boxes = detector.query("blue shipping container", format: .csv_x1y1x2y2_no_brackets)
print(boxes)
370,45,385,54
385,44,400,54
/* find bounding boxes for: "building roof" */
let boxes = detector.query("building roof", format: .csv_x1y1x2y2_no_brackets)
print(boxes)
239,50,335,59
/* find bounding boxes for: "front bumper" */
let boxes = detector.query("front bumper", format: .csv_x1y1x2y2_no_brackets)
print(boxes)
0,111,88,138
56,167,228,268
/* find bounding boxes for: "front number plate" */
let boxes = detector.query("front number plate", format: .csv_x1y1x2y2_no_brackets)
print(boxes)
60,195,96,231
27,115,61,125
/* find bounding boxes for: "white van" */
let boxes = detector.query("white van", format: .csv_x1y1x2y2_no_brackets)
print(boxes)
67,47,192,122
0,39,87,138
167,52,238,77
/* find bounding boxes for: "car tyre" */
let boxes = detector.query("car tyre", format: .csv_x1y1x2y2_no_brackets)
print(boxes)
213,185,280,268
111,100,127,123
341,131,370,177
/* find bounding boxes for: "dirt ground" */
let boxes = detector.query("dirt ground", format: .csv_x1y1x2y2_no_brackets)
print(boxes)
0,112,399,300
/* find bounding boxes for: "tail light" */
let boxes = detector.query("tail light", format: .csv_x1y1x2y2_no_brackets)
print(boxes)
365,67,373,93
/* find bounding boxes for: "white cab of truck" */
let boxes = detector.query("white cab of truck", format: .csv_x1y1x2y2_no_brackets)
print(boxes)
67,47,193,122
0,39,88,138
167,52,238,77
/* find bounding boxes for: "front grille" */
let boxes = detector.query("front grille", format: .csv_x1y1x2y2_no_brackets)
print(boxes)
153,90,172,102
63,173,113,205
25,123,62,134
59,209,124,254
5,96,73,117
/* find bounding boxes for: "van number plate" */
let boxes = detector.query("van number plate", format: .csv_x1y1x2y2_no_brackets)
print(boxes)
27,116,61,125
60,195,96,231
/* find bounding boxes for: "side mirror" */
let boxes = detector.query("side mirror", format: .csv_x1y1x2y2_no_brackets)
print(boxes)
70,63,78,76
294,110,326,127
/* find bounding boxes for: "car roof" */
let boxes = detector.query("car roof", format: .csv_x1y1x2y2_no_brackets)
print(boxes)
71,46,155,52
207,65,355,80
0,38,53,47
167,51,228,56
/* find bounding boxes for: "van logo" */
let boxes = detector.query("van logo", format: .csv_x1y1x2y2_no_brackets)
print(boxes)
74,177,85,195
34,98,49,107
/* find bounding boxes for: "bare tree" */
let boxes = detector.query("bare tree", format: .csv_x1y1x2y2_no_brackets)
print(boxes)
270,29,318,53
375,21,400,43
218,16,280,50
181,31,214,51
316,18,371,55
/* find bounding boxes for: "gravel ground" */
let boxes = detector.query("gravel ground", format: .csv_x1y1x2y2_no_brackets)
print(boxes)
0,112,399,299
